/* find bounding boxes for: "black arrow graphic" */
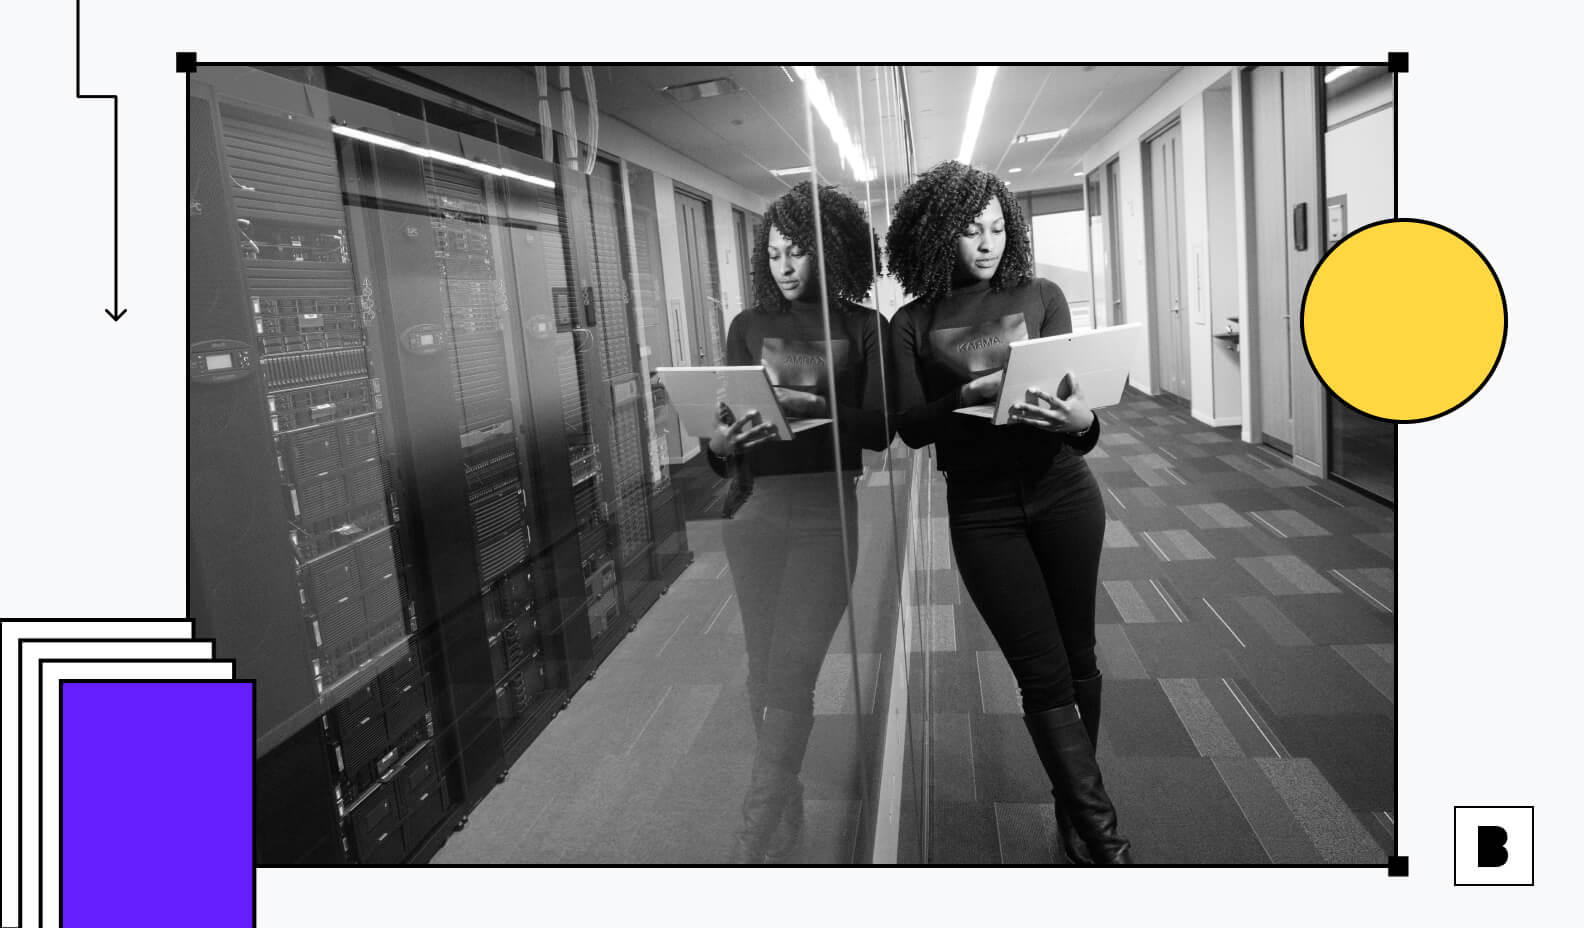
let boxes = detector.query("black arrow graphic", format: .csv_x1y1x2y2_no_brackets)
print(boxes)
78,1,119,322
105,308,127,321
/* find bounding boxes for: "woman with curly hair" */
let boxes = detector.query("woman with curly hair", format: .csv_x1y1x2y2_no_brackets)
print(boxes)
887,161,1133,865
703,181,891,863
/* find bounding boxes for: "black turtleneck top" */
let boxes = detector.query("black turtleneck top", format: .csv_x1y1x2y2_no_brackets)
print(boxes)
704,298,892,477
888,277,1100,475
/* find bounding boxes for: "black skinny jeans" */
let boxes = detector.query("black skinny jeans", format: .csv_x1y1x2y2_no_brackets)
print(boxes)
946,452,1106,713
723,471,860,718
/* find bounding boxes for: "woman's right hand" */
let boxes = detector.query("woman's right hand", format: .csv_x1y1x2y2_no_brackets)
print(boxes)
959,370,1005,405
709,407,778,457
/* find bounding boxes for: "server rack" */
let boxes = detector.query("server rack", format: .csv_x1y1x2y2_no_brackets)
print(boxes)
189,79,448,865
189,66,690,866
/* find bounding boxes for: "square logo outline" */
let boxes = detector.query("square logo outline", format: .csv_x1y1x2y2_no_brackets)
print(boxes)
1452,805,1534,887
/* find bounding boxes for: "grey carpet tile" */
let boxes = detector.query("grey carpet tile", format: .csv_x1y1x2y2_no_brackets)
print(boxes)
1141,528,1216,561
1233,646,1395,719
1332,567,1395,613
813,650,880,716
909,603,957,653
1180,501,1254,530
1249,508,1333,538
1102,757,1270,864
1104,518,1141,548
1159,677,1245,757
1275,594,1393,646
1114,486,1168,509
930,711,979,803
954,599,1001,651
1135,558,1270,599
928,801,1003,864
798,715,867,798
975,650,1023,714
1275,534,1398,574
969,713,1054,802
994,802,1059,864
676,551,730,583
927,567,962,605
1269,714,1396,813
1211,757,1325,864
1332,644,1395,703
919,650,984,715
1258,757,1386,864
1361,810,1396,855
1124,622,1244,681
1104,578,1168,624
1199,676,1287,758
1237,554,1343,595
1232,596,1316,648
1094,624,1151,680
1092,679,1202,758
1356,531,1395,559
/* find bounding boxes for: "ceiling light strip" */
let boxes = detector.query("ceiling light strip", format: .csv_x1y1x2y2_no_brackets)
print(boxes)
794,66,876,182
331,124,556,189
957,66,999,165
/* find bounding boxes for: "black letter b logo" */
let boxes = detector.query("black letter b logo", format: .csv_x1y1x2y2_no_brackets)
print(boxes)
1477,826,1509,867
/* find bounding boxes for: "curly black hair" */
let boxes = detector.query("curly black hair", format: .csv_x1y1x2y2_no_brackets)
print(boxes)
751,181,879,311
884,161,1033,303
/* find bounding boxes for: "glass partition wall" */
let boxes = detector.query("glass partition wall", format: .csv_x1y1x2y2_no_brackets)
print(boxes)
189,65,921,865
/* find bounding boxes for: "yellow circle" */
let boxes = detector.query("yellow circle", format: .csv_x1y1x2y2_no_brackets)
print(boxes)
1302,220,1505,423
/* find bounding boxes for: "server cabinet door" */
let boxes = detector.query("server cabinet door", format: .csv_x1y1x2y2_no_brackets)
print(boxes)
580,159,664,616
190,80,416,756
496,163,608,688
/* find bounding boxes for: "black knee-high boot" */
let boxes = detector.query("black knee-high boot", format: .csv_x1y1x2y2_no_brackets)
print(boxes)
1024,703,1133,865
1054,674,1104,865
735,707,814,864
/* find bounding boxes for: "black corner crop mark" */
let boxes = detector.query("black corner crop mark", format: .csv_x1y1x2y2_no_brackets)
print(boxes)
176,52,197,73
1388,855,1409,877
105,308,127,322
1388,52,1409,73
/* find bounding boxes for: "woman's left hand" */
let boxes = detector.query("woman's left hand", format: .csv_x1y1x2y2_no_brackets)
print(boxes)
773,387,830,419
1010,374,1094,435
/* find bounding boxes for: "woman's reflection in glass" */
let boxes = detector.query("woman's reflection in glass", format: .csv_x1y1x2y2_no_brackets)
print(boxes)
703,181,891,863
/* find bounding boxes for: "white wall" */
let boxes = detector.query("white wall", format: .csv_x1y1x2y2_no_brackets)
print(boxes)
1202,85,1242,425
1079,66,1237,402
1326,82,1395,232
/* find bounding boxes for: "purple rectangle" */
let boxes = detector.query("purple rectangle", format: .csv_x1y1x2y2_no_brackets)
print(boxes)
61,681,253,928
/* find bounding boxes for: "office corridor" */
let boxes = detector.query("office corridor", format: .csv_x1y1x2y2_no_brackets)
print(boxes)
434,389,1395,865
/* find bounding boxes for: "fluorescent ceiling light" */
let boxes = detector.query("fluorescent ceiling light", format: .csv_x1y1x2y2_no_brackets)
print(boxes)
1015,128,1069,144
793,66,876,182
332,125,556,189
1008,167,1023,174
957,66,999,164
771,166,812,176
1325,65,1360,83
660,77,742,102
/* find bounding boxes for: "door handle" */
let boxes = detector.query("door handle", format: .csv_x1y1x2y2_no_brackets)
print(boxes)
583,286,597,327
1292,202,1308,251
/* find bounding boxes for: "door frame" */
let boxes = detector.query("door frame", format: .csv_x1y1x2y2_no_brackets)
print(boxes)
1141,116,1189,401
673,183,724,366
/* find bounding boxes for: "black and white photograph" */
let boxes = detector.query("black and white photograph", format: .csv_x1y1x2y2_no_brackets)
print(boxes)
187,64,1397,867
